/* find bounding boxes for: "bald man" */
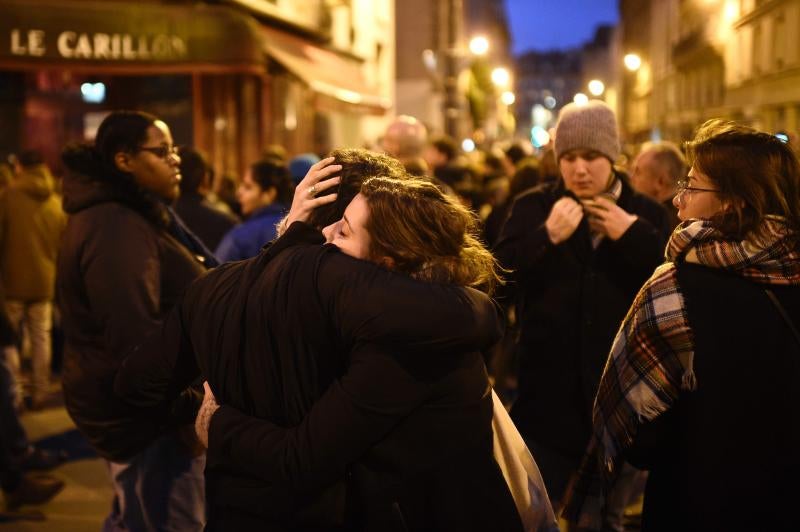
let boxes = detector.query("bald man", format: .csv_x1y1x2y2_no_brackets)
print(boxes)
630,142,686,229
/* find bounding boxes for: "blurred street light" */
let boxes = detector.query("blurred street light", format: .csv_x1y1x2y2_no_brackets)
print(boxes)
531,126,551,148
462,138,476,152
544,96,557,109
501,91,515,105
588,79,605,96
624,53,642,72
491,67,511,88
469,36,489,56
573,92,589,105
422,49,437,72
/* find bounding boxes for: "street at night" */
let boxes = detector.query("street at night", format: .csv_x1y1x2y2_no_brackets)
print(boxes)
1,1,799,530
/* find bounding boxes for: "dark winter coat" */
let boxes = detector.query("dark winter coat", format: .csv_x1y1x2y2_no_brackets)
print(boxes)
173,192,239,251
494,174,671,498
115,222,522,532
626,263,800,531
57,170,206,462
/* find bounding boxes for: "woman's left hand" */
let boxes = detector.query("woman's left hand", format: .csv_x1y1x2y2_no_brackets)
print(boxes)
284,157,342,229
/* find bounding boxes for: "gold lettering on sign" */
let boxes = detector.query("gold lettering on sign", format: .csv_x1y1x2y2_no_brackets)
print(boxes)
74,33,92,58
9,28,188,61
28,30,45,56
10,29,46,56
57,31,76,58
10,29,26,55
121,35,135,59
136,35,149,59
93,33,110,59
110,34,121,59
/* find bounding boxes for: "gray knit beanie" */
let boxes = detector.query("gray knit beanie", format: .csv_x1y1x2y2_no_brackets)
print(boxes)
554,100,620,163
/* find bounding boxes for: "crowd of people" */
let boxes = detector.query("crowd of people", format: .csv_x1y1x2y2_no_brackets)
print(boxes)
0,100,798,531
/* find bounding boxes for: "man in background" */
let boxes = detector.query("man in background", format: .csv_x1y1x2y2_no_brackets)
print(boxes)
174,147,239,251
630,141,686,230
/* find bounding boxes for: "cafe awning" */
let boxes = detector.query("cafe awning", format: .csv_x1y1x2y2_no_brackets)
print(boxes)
0,0,265,73
261,26,391,115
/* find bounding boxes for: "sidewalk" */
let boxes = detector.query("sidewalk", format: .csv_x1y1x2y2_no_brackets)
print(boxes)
0,399,111,531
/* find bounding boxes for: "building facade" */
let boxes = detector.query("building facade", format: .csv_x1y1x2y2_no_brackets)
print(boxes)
514,49,583,137
394,0,512,139
0,0,394,178
619,0,800,146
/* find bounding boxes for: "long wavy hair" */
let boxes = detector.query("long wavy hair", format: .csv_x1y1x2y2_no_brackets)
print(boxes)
61,110,170,227
360,176,503,295
686,119,800,245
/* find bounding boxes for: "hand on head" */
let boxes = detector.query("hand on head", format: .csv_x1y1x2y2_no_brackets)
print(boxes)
284,157,342,229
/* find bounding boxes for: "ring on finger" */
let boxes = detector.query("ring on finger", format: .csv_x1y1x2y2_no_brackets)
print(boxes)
309,184,317,197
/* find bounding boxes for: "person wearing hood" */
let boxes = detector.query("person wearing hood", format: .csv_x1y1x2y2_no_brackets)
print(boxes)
564,120,800,531
58,111,215,531
0,150,66,409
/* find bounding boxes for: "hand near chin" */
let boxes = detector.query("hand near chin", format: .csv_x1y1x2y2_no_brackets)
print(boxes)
281,157,342,233
545,197,584,244
584,197,638,240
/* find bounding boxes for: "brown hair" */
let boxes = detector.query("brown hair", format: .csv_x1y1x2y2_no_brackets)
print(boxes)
306,148,405,229
686,119,800,245
360,176,502,295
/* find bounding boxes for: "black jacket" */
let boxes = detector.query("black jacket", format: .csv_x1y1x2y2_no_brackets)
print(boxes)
494,175,671,497
57,171,206,462
173,192,238,251
115,222,521,531
625,263,800,531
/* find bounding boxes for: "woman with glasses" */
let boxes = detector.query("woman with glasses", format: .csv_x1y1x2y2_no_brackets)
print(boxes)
58,111,215,531
564,119,800,531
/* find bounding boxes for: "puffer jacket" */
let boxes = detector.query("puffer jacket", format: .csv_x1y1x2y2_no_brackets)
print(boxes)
57,168,206,461
0,165,66,301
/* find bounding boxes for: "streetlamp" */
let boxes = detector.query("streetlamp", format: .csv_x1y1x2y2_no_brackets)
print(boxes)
501,91,515,106
573,92,589,105
588,79,605,97
624,53,642,72
469,36,489,57
491,67,511,88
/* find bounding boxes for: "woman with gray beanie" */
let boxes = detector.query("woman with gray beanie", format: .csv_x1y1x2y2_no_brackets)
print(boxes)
493,100,672,518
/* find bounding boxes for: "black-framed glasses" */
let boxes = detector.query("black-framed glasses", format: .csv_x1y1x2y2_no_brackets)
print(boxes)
676,179,718,195
139,145,179,160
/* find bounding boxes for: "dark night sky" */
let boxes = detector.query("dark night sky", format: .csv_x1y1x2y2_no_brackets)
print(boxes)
504,0,619,55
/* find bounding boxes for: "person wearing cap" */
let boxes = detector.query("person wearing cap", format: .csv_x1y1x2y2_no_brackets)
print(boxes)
494,100,672,513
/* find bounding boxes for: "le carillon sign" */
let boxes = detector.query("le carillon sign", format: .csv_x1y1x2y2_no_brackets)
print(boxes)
9,29,188,61
0,0,264,67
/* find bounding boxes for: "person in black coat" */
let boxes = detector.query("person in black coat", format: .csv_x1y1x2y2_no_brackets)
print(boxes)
174,146,239,251
115,160,524,531
493,101,672,509
565,119,800,530
58,111,215,531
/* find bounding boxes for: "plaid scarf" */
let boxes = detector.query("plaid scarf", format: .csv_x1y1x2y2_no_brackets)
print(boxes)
562,216,800,529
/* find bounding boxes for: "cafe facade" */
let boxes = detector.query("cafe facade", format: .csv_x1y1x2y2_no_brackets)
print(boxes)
0,0,393,178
